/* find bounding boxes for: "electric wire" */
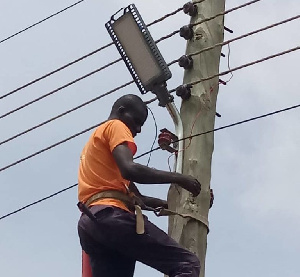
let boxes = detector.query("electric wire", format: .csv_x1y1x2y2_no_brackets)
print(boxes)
0,45,298,172
0,0,262,120
0,0,87,45
0,58,122,120
0,1,205,101
168,14,300,66
1,101,300,221
0,0,256,114
0,43,114,100
0,184,78,220
0,123,101,173
2,14,296,146
182,46,300,90
147,45,300,104
156,0,262,43
146,106,158,166
147,0,206,27
0,81,134,146
0,0,263,117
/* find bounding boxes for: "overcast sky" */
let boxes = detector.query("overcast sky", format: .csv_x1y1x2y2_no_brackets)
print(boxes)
0,0,299,276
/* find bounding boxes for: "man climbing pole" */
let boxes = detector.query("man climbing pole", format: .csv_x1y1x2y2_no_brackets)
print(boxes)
77,94,202,277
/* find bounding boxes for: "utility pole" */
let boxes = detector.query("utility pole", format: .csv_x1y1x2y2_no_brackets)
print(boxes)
167,1,225,277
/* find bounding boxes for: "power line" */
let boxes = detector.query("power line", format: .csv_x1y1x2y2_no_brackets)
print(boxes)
0,81,134,146
147,0,206,27
0,0,87,45
0,43,114,100
0,123,101,173
0,0,255,106
184,46,300,89
168,14,300,66
147,45,300,104
0,16,190,118
156,0,262,43
0,45,298,171
0,184,78,220
3,13,296,146
0,58,122,120
1,101,300,221
0,1,205,100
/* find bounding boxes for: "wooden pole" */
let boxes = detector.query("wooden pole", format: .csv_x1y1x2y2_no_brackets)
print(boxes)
167,1,225,276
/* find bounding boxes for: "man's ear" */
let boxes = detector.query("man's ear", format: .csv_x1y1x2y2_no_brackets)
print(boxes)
118,106,125,114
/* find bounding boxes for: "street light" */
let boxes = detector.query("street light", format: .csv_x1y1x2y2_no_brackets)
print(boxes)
106,4,184,174
105,4,173,106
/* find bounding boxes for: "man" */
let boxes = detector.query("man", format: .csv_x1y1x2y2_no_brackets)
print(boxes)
77,94,202,277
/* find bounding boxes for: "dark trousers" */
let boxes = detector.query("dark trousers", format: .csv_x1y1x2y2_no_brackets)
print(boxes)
78,205,200,277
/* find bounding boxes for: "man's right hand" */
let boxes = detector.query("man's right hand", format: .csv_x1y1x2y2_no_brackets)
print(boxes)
178,176,201,197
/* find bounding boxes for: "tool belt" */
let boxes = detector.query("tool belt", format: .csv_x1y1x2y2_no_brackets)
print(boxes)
84,190,136,212
81,190,146,234
78,190,209,235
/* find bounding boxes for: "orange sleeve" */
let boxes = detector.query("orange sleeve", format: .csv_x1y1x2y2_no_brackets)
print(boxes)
100,120,137,155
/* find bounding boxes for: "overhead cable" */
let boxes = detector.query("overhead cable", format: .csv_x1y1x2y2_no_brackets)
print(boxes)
0,1,205,100
156,0,262,43
147,45,300,104
0,0,87,45
168,14,300,66
0,183,78,220
182,46,300,89
0,58,122,120
1,101,300,221
0,45,298,172
0,81,134,146
0,0,259,118
2,14,297,146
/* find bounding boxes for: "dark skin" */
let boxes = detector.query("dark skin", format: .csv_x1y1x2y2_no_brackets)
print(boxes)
109,95,201,209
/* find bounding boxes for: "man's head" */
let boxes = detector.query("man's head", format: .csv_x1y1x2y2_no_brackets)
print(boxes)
110,94,148,137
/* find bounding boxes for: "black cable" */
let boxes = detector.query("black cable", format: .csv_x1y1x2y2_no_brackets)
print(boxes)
0,81,134,146
0,1,202,100
1,101,300,221
5,13,297,147
0,184,78,220
0,58,122,120
0,0,87,45
1,45,299,172
146,106,158,166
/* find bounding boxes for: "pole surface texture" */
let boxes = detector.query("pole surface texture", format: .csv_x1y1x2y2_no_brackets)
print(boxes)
167,1,225,276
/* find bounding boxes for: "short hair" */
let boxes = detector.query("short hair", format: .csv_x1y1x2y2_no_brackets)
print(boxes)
112,94,148,115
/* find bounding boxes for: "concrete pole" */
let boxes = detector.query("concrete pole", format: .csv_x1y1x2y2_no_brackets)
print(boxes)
167,1,225,276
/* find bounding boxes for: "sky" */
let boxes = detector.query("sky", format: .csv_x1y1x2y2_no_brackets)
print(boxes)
0,0,299,276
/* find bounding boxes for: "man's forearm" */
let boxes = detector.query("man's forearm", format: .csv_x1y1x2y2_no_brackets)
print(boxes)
125,162,184,185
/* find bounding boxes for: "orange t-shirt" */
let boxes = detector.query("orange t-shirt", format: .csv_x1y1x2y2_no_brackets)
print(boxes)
78,119,137,212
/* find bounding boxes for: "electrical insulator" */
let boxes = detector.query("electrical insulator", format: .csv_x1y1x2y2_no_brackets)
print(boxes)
176,84,192,100
158,128,178,153
183,2,198,17
178,55,193,70
179,25,194,40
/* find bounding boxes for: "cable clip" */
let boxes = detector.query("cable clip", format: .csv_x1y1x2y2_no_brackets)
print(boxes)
158,128,178,153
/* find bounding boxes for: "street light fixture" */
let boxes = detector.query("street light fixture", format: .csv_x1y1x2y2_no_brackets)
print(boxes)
105,4,173,106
